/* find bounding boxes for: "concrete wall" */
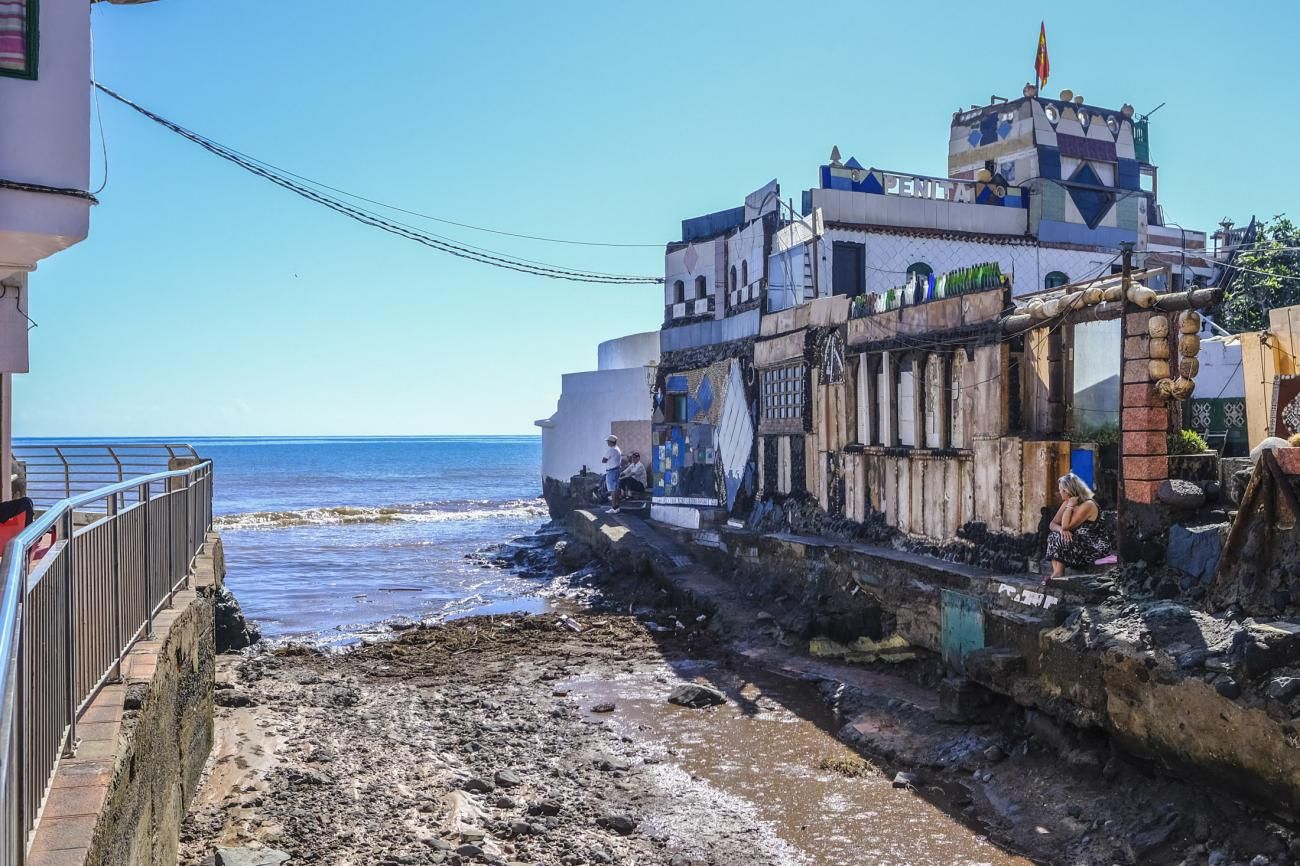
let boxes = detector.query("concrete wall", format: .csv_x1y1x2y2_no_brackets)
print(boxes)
537,366,651,483
597,331,660,371
0,0,91,277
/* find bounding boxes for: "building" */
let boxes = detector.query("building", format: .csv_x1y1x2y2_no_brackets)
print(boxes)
535,331,659,507
634,84,1220,538
0,0,154,496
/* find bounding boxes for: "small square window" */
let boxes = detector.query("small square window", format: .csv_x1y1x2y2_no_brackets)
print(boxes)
0,0,38,80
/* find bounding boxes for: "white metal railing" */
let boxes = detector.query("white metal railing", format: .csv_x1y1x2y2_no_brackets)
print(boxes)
11,443,200,511
0,458,213,863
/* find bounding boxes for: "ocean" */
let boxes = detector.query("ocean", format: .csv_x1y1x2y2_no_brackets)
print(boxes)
26,436,552,645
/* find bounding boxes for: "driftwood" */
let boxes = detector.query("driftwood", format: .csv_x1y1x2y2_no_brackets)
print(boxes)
1209,450,1300,613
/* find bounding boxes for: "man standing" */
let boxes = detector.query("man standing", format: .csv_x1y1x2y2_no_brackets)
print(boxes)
601,434,623,512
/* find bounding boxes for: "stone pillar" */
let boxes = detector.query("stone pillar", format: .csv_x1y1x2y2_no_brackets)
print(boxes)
1118,309,1175,561
167,456,202,492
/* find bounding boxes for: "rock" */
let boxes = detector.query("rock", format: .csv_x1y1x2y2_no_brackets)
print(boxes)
892,771,918,788
214,689,257,708
982,745,1005,763
1230,468,1254,505
455,844,483,857
495,795,520,809
528,799,562,816
667,683,726,709
591,701,616,713
214,586,261,653
1214,677,1242,700
1166,523,1228,584
216,848,291,866
596,813,638,835
1250,856,1270,866
1266,676,1300,702
494,769,522,788
463,777,495,794
1157,479,1206,509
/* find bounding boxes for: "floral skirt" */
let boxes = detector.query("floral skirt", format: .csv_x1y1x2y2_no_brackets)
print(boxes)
1046,519,1112,568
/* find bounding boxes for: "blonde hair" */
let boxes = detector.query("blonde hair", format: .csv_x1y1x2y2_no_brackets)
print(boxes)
1289,433,1300,448
1058,472,1094,502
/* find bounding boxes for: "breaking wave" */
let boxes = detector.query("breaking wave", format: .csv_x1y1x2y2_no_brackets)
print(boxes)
215,498,548,530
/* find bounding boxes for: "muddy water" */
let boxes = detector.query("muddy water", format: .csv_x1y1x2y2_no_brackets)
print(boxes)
570,659,1032,866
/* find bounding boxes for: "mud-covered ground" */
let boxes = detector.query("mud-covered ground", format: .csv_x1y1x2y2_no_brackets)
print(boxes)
182,531,1300,866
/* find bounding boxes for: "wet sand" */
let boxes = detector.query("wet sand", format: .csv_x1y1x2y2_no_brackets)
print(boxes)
180,613,1029,865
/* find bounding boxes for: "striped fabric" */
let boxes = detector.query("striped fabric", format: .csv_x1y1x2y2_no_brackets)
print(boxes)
0,0,30,74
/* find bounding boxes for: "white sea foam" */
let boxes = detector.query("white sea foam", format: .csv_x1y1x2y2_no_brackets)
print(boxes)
215,498,548,530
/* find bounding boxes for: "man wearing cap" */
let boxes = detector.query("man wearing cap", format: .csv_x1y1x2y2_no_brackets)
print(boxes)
601,434,624,512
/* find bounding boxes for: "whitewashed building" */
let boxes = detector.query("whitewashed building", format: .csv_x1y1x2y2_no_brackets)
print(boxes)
535,331,659,496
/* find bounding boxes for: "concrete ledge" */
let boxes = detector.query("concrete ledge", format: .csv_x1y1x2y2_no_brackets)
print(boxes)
28,533,224,866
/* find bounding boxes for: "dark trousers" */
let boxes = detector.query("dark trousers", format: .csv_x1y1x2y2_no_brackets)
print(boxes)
619,478,646,494
0,497,34,526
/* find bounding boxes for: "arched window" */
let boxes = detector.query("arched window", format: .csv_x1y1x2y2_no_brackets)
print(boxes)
741,260,749,287
906,262,933,304
729,266,738,293
673,280,685,304
694,275,707,299
1044,271,1069,290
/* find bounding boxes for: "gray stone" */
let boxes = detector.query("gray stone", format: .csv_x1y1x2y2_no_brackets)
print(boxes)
216,848,291,866
667,683,726,709
591,702,616,713
1157,479,1207,509
214,586,261,653
1266,676,1300,702
892,771,919,788
1214,677,1242,700
494,769,522,788
463,777,495,794
1166,523,1227,584
596,813,638,835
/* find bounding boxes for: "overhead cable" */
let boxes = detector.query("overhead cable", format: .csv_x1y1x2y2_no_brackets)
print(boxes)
93,84,663,285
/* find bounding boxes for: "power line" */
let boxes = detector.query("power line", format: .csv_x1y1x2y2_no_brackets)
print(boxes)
93,84,663,285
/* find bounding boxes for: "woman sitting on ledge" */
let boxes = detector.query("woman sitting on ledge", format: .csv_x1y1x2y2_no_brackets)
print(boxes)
1044,473,1111,584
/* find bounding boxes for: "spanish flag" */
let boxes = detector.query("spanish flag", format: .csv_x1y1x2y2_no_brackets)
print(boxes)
1035,22,1050,89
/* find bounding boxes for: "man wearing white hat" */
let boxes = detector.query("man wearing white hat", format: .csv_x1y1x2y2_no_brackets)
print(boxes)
601,434,623,512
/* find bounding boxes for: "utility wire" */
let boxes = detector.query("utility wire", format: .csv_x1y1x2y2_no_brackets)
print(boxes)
93,84,663,285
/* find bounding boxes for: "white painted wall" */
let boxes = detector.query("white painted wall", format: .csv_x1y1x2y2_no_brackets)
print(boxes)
816,228,1112,299
598,331,659,371
0,274,30,373
1194,337,1245,400
536,366,651,482
0,0,91,277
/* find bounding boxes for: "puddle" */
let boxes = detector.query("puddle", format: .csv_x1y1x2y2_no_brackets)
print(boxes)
568,660,1032,866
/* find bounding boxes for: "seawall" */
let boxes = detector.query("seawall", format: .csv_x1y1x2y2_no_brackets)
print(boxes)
568,509,1300,815
27,534,225,866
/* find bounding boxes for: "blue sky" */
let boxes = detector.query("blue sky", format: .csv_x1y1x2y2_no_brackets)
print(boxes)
16,0,1299,436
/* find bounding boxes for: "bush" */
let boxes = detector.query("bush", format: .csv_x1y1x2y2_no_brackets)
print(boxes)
1169,429,1209,455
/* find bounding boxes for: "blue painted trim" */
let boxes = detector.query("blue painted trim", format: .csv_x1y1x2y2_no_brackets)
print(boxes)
1036,219,1137,248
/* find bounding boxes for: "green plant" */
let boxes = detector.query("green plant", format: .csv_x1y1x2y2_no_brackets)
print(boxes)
1168,429,1209,455
1075,422,1120,447
1220,214,1300,333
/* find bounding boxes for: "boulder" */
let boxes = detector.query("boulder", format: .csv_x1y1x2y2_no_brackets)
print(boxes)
214,586,261,653
1157,479,1206,509
596,813,638,835
1266,676,1300,703
667,683,726,708
1166,523,1228,584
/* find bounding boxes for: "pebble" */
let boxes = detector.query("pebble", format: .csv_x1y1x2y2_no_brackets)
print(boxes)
591,702,617,713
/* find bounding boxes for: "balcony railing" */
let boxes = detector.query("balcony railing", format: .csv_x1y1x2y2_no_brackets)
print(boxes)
12,443,201,510
0,455,213,863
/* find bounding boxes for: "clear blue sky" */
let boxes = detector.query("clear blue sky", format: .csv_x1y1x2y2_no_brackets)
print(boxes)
16,0,1298,436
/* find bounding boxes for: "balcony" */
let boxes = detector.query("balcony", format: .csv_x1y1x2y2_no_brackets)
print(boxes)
664,295,715,327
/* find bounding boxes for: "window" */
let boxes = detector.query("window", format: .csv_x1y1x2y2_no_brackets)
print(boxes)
905,263,933,305
741,260,749,288
666,394,688,422
832,242,866,298
729,265,738,293
694,275,707,300
1044,271,1069,290
0,0,37,79
672,280,685,304
761,364,805,423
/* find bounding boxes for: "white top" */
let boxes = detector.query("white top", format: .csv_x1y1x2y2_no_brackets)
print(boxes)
604,446,622,468
621,460,647,484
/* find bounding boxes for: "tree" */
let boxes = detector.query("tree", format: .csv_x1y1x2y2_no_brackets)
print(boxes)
1220,215,1300,333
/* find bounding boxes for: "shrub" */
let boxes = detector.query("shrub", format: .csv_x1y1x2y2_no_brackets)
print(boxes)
1169,429,1209,455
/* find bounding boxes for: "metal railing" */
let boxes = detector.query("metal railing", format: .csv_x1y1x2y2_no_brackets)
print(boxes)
11,443,201,511
0,458,213,864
